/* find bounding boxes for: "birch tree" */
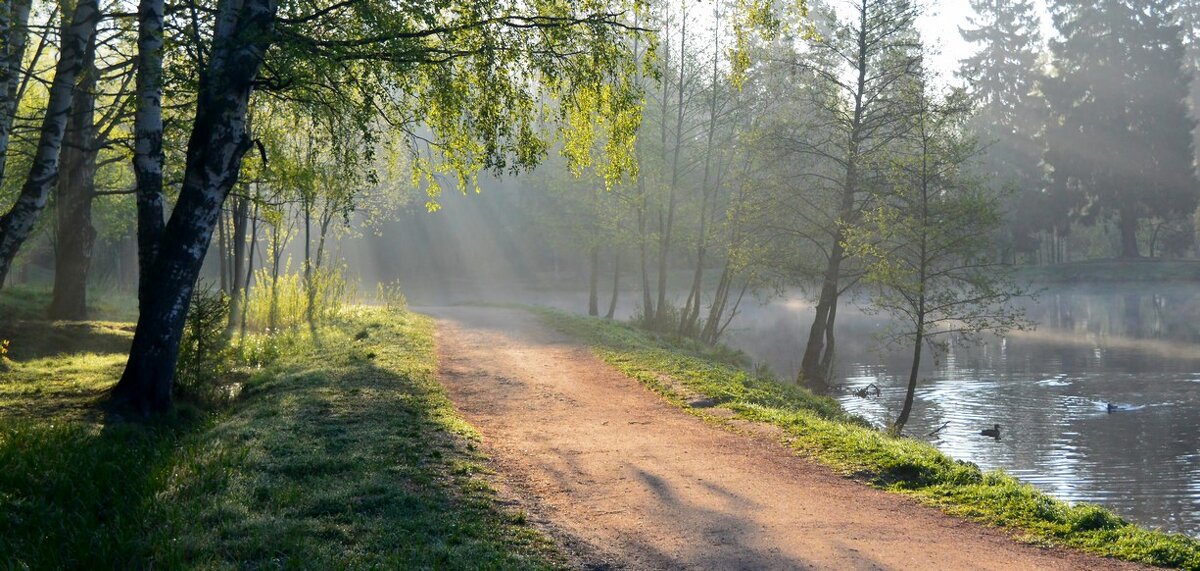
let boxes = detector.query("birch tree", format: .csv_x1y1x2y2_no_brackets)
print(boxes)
131,0,165,303
113,0,649,414
0,0,101,286
0,0,31,185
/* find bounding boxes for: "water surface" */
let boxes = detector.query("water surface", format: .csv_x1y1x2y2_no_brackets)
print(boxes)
728,285,1200,537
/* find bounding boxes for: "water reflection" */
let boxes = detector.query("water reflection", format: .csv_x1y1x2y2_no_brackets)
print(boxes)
748,286,1200,537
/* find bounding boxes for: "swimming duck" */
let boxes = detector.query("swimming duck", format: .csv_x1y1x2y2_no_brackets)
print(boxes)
1107,403,1119,413
980,424,1001,439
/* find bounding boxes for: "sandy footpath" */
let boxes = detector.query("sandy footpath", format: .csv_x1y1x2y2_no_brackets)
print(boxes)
428,306,1144,571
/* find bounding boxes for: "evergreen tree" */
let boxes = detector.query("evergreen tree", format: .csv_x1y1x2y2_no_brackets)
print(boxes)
1173,0,1200,182
958,0,1052,261
1045,0,1198,258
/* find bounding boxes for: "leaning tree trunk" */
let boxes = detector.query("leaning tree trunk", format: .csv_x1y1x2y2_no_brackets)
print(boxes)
132,0,165,302
0,0,32,184
49,38,99,319
112,0,276,415
0,0,100,287
701,262,731,344
817,294,838,378
892,320,924,435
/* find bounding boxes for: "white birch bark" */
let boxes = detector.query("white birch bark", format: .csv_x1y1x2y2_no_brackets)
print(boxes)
0,0,100,286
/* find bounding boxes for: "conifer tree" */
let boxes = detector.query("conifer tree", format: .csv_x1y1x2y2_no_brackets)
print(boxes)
959,0,1052,260
1044,0,1198,258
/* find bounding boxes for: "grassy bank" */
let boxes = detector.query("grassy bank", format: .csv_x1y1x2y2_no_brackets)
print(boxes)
1016,259,1200,284
536,308,1200,570
0,304,561,569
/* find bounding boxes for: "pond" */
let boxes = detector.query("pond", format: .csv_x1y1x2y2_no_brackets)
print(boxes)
722,285,1200,537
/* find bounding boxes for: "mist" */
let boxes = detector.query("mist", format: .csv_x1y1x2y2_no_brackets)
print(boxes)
3,0,1200,564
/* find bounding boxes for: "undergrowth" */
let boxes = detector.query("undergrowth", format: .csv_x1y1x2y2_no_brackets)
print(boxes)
536,307,1200,570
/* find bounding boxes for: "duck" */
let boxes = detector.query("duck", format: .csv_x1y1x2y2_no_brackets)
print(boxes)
980,424,1001,439
1107,403,1119,413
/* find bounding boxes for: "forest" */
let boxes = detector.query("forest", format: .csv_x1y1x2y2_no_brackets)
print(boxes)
3,0,1200,568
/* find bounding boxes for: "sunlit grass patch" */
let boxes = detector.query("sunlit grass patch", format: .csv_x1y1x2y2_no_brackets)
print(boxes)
0,307,562,569
0,319,134,422
538,308,1200,570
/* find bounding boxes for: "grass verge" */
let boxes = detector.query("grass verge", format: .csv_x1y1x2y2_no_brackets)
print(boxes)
536,308,1200,570
0,306,561,569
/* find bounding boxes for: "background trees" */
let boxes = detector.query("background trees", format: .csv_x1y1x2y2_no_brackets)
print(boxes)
0,0,1198,422
1044,0,1198,259
0,0,100,284
959,0,1052,262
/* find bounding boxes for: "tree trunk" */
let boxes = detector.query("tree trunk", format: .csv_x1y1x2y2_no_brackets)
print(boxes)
238,195,258,339
132,0,165,303
0,0,32,184
701,261,732,345
800,238,845,388
801,3,875,389
681,6,721,338
606,252,620,320
892,323,923,434
588,245,599,316
1118,211,1140,258
637,185,653,319
112,0,276,415
304,197,314,327
48,37,99,320
268,222,282,331
655,9,688,326
818,296,838,379
0,0,100,287
218,212,230,291
227,193,248,333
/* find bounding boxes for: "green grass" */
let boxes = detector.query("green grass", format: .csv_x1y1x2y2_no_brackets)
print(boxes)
0,284,139,321
0,305,562,569
536,308,1200,570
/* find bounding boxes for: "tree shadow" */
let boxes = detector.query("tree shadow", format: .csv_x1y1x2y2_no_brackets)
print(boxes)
0,319,133,361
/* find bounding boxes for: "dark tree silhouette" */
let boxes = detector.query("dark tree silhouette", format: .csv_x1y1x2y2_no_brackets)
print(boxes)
1045,0,1198,258
959,0,1054,262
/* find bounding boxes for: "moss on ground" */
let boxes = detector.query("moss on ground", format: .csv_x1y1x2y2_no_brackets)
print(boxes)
537,308,1200,570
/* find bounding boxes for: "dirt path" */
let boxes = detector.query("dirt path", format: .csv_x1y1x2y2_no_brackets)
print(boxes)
429,306,1143,571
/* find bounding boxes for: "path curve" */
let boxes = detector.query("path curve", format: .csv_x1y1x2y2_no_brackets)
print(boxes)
429,306,1143,571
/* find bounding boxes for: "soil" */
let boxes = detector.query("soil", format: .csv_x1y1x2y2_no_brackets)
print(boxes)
429,306,1145,571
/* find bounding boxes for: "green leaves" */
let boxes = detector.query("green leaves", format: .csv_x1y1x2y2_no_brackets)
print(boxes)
845,79,1029,348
